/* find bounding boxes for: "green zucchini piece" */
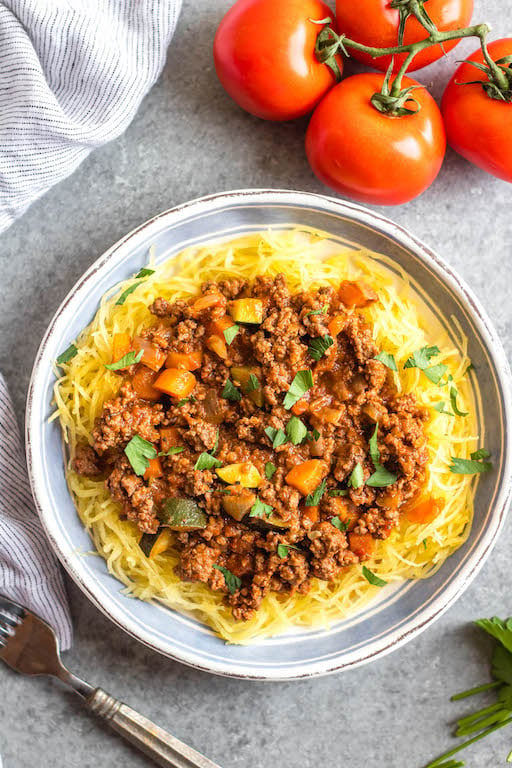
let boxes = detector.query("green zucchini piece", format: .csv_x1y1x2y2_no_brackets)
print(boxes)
159,498,207,531
139,531,160,557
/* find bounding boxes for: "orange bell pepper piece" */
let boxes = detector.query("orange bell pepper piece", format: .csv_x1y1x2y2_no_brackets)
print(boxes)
165,350,203,371
406,497,444,525
348,532,375,560
154,368,196,398
112,333,132,364
285,460,326,496
159,426,181,453
338,280,378,309
143,457,163,481
302,506,319,524
328,315,345,337
131,367,161,401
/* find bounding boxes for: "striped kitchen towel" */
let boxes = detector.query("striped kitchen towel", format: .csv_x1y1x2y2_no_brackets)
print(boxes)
0,374,72,649
0,0,182,234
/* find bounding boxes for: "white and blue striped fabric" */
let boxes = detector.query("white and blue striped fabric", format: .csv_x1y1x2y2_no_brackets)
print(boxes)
0,0,182,233
0,374,72,649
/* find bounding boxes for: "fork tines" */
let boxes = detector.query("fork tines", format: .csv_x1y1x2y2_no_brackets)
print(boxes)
0,595,26,646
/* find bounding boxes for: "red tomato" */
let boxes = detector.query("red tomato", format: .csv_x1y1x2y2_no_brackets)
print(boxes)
441,38,512,182
305,72,446,205
213,0,343,121
335,0,473,72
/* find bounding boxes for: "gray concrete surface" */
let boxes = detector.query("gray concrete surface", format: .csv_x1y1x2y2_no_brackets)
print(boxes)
0,1,511,766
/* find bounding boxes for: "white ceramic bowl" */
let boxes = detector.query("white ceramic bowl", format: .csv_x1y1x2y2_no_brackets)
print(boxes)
26,189,512,679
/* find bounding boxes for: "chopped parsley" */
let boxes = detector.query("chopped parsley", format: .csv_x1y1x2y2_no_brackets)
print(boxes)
286,416,308,445
449,385,468,417
308,335,334,361
264,426,287,449
135,267,155,278
366,424,398,487
305,305,328,317
309,428,321,442
331,517,349,532
177,396,196,407
305,478,327,507
213,565,241,595
124,434,157,476
222,379,242,402
404,345,448,385
223,324,239,345
247,373,260,391
56,344,78,365
104,349,143,370
249,498,273,519
283,370,314,410
329,489,349,497
115,268,154,306
362,566,387,587
433,401,453,416
194,453,223,471
348,463,364,489
374,351,397,371
277,543,301,558
158,446,185,457
265,461,277,480
471,448,491,460
449,451,492,475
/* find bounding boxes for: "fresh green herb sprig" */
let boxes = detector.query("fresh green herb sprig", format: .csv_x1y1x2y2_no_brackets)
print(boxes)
366,424,397,487
283,370,314,410
213,564,241,595
194,429,222,470
404,345,448,385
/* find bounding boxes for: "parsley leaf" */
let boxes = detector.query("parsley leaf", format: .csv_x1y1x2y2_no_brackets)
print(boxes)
433,401,453,416
366,424,397,487
492,645,512,686
264,426,287,449
265,461,277,480
471,448,491,460
423,363,449,385
308,335,334,361
249,498,273,518
329,489,348,497
362,566,387,587
305,478,327,507
124,435,157,476
277,543,302,558
223,324,239,345
305,305,328,317
105,349,143,370
449,454,492,475
286,416,308,445
404,345,448,385
308,428,321,441
283,370,314,410
475,617,512,654
177,396,196,407
374,352,397,371
247,373,260,391
194,453,223,471
222,379,242,402
56,344,78,365
331,517,350,532
449,386,468,417
135,267,155,278
115,283,139,306
348,463,364,489
158,446,185,457
213,564,241,595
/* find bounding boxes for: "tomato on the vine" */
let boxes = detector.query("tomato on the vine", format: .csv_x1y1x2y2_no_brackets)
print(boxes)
442,38,512,182
305,72,446,205
213,0,343,121
335,0,473,72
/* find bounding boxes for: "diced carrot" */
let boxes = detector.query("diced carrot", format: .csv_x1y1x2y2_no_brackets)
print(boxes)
191,293,225,316
206,334,228,360
285,460,326,496
132,337,166,372
406,497,444,525
209,315,235,336
338,280,378,309
144,457,163,481
160,427,181,453
328,315,345,337
302,506,319,524
165,350,203,371
149,528,173,559
292,399,309,416
131,366,161,401
112,332,132,364
348,532,375,560
154,368,196,399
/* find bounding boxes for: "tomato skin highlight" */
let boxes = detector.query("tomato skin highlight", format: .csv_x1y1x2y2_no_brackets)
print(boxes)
213,0,342,121
335,0,473,72
441,38,512,183
305,73,446,205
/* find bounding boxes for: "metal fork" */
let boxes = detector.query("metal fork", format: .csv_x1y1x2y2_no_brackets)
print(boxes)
0,594,222,768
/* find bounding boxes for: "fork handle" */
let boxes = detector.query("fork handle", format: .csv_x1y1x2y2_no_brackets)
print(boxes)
87,688,222,768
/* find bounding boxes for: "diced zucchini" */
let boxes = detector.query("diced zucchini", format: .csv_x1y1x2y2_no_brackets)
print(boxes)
230,366,264,407
159,498,207,531
216,462,262,488
222,488,256,521
139,528,173,558
228,298,264,324
248,513,291,531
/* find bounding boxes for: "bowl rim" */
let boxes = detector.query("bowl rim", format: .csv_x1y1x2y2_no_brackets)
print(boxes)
26,188,512,680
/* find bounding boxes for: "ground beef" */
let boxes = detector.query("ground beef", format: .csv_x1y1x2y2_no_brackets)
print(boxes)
75,274,431,621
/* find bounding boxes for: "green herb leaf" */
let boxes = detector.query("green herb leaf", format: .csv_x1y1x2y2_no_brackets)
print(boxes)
177,397,195,407
223,324,239,345
265,462,277,480
374,352,397,371
194,452,223,471
492,645,512,685
283,370,314,410
309,428,321,441
331,517,349,532
433,401,453,416
404,345,441,369
105,349,143,370
222,379,241,402
264,426,287,449
247,373,260,391
124,435,157,476
471,448,491,460
158,446,185,457
56,344,78,365
329,489,348,497
135,267,155,278
305,478,327,507
348,463,364,489
308,335,334,361
305,305,328,317
249,498,273,519
422,538,428,550
277,543,301,558
449,386,468,417
475,617,512,654
115,283,140,306
213,564,241,595
423,363,449,385
449,455,493,475
366,424,397,487
218,488,232,495
286,416,308,445
362,566,387,587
